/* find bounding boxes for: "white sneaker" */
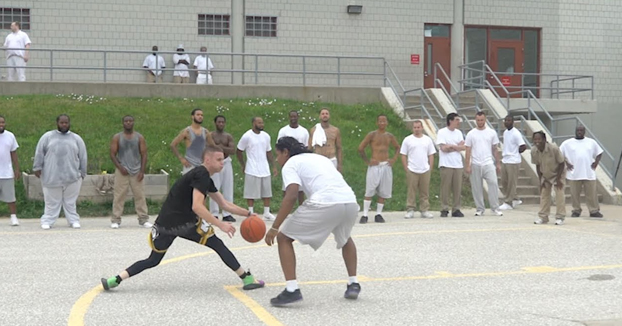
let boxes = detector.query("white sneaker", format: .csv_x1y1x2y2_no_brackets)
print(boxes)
555,219,564,225
475,210,484,216
10,216,19,226
534,218,548,224
141,222,153,228
41,224,51,230
512,199,523,207
492,209,504,216
404,210,415,219
420,211,434,219
263,213,276,221
110,223,120,229
498,203,513,210
71,222,81,229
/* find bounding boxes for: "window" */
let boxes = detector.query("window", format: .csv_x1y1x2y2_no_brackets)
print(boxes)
245,16,277,37
198,14,230,36
1,8,30,30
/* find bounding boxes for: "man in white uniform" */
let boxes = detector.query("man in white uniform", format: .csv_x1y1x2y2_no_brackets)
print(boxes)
3,22,31,82
142,45,165,83
236,117,278,221
0,115,20,226
172,44,190,83
193,46,214,85
465,112,503,216
499,115,526,210
436,113,465,217
560,125,604,218
265,137,360,306
277,110,309,205
400,120,436,219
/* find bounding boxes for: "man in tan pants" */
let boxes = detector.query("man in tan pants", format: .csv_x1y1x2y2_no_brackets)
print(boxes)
560,125,603,218
436,113,465,217
499,115,527,210
531,131,566,225
400,120,436,219
110,115,151,229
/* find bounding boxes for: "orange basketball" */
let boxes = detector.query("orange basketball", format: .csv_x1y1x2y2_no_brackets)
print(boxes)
240,215,267,243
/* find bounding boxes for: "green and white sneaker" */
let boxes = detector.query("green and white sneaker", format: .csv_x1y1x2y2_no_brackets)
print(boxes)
242,270,265,291
101,277,120,291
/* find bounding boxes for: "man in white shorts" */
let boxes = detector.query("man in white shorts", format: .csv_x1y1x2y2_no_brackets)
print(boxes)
0,115,20,226
277,110,309,205
3,22,31,82
236,117,277,220
193,46,214,85
400,120,436,219
265,136,360,307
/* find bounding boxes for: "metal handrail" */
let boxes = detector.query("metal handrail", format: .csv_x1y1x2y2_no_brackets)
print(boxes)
383,61,406,108
403,88,442,131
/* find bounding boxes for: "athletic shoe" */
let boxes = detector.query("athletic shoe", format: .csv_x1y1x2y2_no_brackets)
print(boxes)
71,222,81,229
242,270,265,290
223,215,237,222
512,199,523,207
404,210,415,219
571,212,581,218
498,203,513,210
10,216,19,226
475,210,484,216
110,223,120,229
359,216,368,224
270,289,303,307
492,209,504,216
101,277,119,291
555,219,564,225
263,213,276,221
141,222,153,228
534,218,549,224
420,211,434,219
589,212,604,218
440,210,449,218
41,224,51,230
344,282,361,300
374,214,385,223
452,210,464,218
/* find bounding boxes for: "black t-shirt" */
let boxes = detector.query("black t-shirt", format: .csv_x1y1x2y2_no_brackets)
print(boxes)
155,166,218,229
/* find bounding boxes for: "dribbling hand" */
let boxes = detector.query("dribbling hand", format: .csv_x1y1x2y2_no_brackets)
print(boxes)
218,222,236,238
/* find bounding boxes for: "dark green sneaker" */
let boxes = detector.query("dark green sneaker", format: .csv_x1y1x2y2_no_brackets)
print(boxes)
242,271,265,291
270,288,303,307
101,277,119,291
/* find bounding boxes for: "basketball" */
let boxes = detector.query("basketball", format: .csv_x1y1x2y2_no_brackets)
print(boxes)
240,215,267,243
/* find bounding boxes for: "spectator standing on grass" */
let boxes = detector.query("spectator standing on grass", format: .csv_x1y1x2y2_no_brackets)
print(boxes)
0,115,20,226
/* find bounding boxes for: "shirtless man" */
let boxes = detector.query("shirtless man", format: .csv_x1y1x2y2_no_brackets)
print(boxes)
209,115,236,222
357,114,400,224
170,108,216,174
309,108,342,173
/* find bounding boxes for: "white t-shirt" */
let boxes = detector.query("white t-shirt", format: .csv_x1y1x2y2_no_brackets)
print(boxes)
142,54,166,75
173,53,190,77
282,153,356,204
4,30,31,59
277,125,309,146
193,55,214,73
0,130,19,179
502,127,526,164
436,127,464,168
400,134,437,173
237,130,272,177
465,128,500,166
559,137,603,181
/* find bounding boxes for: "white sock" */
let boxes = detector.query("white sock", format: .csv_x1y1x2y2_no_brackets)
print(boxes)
286,280,299,292
264,207,270,215
376,203,384,214
348,276,358,285
363,200,371,216
248,207,254,214
10,214,17,218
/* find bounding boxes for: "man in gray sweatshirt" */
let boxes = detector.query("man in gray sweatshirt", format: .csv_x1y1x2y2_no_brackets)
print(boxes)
33,114,87,229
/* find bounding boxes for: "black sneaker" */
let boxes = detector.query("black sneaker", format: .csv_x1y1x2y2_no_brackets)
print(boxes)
270,288,303,307
571,212,581,218
359,216,368,224
374,214,385,223
440,210,449,217
589,211,604,218
452,210,464,217
344,282,361,300
223,215,236,222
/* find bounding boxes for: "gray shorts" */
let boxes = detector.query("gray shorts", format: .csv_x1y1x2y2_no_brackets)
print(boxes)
0,178,16,203
364,162,393,198
243,174,272,199
280,202,359,250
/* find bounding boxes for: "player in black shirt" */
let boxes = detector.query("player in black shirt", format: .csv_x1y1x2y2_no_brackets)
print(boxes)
101,145,265,291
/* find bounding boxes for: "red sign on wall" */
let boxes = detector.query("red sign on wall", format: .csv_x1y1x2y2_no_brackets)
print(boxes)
501,76,511,86
410,54,420,65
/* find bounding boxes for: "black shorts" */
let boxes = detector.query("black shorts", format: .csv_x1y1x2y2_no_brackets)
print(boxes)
149,220,215,253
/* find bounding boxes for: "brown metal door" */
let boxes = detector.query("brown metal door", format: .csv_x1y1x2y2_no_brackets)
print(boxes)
489,41,524,98
423,37,451,90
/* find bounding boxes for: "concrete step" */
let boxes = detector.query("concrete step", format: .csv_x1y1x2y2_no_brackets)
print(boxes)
499,193,603,206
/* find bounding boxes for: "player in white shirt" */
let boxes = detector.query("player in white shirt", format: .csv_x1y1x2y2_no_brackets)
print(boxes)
559,125,604,218
265,137,360,306
0,115,20,226
142,45,166,83
3,22,31,82
436,113,466,217
236,117,278,220
465,112,503,216
400,120,437,219
277,110,309,205
172,44,191,84
193,46,214,85
499,116,526,210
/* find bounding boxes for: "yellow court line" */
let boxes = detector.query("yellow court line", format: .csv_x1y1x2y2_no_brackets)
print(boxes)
224,286,284,326
67,287,103,326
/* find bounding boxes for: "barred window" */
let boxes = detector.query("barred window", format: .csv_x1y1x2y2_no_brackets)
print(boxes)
245,16,277,37
1,8,30,30
198,14,230,36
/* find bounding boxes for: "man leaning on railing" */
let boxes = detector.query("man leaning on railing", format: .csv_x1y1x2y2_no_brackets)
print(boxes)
3,21,31,82
142,45,165,83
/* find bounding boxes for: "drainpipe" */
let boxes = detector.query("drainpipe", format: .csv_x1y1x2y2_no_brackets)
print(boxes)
231,0,245,84
451,0,465,89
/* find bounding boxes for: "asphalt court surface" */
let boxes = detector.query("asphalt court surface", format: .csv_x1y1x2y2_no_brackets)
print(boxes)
2,204,622,326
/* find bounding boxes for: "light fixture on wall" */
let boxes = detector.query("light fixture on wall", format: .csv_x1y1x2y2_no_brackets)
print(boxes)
347,5,363,14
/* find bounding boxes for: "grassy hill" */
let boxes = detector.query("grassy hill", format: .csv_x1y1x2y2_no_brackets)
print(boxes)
0,94,473,218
